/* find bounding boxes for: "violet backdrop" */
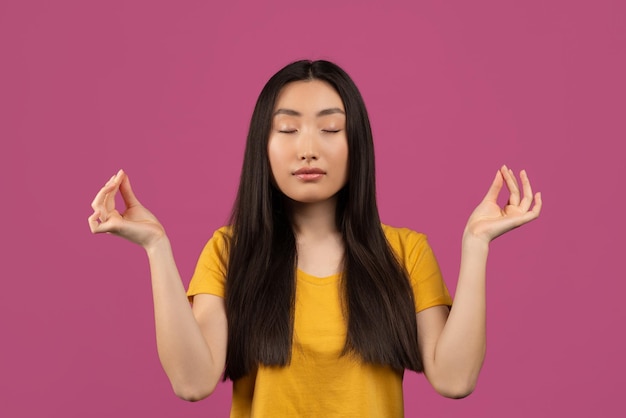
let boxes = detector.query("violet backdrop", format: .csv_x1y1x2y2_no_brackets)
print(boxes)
1,0,624,417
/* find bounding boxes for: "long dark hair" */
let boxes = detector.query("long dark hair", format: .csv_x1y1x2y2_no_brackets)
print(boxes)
224,60,421,381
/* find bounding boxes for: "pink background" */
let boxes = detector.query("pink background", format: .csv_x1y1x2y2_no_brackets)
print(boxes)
1,0,624,416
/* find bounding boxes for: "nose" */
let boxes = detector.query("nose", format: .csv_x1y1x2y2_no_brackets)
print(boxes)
298,131,319,161
299,149,318,161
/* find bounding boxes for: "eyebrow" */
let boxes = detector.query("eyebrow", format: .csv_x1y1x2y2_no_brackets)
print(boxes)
273,107,345,117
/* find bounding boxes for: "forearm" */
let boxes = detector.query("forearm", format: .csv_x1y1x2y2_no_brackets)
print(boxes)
431,233,488,396
146,237,219,399
424,166,540,398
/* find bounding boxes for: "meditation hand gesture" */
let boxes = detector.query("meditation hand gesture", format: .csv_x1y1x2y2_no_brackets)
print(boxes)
88,170,166,249
465,165,542,243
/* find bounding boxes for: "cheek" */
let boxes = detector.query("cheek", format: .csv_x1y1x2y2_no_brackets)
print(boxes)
334,140,349,168
341,141,350,179
267,138,290,176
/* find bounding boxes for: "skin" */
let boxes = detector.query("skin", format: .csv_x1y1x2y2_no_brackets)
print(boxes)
418,166,541,397
268,80,348,277
268,80,348,205
88,80,542,401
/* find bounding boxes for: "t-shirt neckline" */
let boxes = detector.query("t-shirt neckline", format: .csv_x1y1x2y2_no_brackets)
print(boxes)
297,268,341,285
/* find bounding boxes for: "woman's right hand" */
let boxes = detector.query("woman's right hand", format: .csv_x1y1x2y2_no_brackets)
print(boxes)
88,170,166,249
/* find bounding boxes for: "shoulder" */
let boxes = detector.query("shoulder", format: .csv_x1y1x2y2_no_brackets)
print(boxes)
212,225,233,240
203,226,233,249
197,226,233,265
381,223,429,252
381,224,450,309
188,226,234,298
381,223,438,274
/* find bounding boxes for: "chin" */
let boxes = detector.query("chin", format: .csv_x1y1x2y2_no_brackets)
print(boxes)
286,194,338,205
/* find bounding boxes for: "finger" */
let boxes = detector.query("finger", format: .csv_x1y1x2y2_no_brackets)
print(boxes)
90,171,123,219
502,165,521,206
519,170,534,212
515,192,542,226
119,171,142,208
88,211,98,233
530,192,542,217
91,172,120,207
509,168,521,195
88,210,106,234
88,209,123,235
482,169,504,202
90,183,115,213
105,170,125,211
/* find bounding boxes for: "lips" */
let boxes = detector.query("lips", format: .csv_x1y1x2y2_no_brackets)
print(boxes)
293,167,325,175
293,167,325,181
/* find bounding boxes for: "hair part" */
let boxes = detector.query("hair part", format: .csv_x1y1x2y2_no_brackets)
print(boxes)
224,60,422,381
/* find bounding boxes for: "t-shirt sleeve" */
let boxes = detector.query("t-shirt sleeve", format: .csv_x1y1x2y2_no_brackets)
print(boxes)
186,227,231,300
384,225,453,312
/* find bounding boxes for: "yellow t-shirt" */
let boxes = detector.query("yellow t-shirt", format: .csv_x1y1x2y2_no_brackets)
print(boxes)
187,224,452,417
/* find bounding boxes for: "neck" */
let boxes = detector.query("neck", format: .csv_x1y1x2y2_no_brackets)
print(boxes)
288,197,339,239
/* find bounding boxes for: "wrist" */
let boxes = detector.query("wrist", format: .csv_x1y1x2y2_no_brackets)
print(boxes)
461,230,490,252
144,233,171,256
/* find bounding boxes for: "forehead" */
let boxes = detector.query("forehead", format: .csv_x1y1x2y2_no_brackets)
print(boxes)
274,80,344,113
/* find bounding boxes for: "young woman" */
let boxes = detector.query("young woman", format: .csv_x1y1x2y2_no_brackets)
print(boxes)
88,60,541,417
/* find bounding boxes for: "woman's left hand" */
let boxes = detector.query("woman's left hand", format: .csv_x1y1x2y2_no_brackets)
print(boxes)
464,165,542,243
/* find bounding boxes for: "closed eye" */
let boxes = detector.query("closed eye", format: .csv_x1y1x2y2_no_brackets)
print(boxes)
322,129,342,133
278,129,298,134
